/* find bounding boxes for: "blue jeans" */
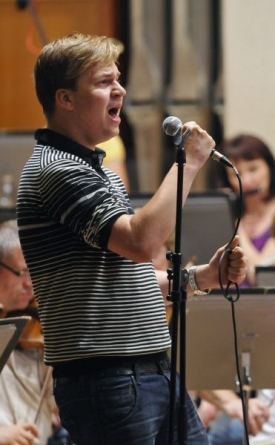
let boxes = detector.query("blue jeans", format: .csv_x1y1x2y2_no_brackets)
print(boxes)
53,370,209,445
208,413,244,445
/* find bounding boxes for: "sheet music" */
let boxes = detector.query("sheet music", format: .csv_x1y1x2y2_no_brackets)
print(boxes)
0,317,30,373
0,324,17,354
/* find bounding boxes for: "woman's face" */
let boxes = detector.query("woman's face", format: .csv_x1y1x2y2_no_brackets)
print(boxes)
226,157,271,200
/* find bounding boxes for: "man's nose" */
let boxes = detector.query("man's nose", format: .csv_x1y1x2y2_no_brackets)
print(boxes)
23,273,32,288
114,82,126,97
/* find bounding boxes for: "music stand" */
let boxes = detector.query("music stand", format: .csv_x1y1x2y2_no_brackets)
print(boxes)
180,191,235,265
182,288,275,390
255,266,275,287
0,316,30,373
0,207,16,224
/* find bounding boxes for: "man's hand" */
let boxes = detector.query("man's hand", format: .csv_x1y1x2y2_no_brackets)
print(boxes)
197,400,219,429
210,235,248,286
223,397,270,436
199,390,270,436
194,235,248,292
0,423,39,445
183,121,216,170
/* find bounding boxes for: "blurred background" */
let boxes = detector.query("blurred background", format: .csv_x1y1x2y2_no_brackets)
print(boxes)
0,0,275,197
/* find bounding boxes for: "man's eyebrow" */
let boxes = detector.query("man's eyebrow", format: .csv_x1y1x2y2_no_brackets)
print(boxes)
100,69,121,78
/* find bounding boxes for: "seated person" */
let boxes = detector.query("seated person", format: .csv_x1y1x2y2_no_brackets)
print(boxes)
98,135,130,191
0,220,70,445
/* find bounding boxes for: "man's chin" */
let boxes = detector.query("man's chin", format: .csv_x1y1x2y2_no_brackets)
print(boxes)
17,297,33,310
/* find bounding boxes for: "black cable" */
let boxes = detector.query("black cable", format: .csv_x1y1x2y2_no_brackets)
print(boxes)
229,297,250,445
27,0,48,46
218,166,250,445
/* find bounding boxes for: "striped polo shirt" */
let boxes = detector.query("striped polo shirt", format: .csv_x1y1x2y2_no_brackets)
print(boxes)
17,129,171,365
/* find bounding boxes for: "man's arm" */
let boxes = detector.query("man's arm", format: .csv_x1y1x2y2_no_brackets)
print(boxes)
155,235,247,298
199,390,270,436
108,122,215,263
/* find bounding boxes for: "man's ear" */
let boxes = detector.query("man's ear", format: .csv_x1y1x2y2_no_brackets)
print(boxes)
55,89,74,110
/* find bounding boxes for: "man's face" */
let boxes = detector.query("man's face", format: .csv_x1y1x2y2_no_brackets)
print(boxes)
0,246,33,312
63,62,126,148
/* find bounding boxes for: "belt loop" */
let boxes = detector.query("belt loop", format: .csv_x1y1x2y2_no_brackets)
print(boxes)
158,359,169,375
134,363,140,384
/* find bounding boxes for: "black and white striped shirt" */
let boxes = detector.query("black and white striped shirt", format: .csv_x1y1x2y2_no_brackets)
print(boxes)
17,129,171,365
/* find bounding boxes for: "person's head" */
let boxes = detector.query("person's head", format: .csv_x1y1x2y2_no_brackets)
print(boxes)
0,220,33,312
34,33,126,146
217,134,275,202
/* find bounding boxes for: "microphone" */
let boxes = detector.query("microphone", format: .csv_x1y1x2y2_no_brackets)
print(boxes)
243,188,261,196
162,116,233,168
162,116,191,147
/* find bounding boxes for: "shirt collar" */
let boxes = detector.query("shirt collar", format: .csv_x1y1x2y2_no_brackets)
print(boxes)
34,128,106,169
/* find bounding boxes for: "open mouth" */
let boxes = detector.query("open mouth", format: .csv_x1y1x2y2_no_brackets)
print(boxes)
108,107,120,117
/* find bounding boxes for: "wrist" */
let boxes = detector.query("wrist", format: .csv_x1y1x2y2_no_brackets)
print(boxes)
188,265,211,295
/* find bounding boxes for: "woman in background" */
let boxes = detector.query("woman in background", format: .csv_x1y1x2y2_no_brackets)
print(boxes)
212,134,275,286
203,134,275,445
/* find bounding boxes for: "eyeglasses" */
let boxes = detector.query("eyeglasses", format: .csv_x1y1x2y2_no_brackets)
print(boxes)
0,261,30,277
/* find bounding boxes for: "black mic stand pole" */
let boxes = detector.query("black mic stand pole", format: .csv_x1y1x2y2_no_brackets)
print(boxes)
167,129,191,445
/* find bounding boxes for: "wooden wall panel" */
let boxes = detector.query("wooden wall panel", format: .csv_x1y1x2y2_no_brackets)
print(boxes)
0,0,119,130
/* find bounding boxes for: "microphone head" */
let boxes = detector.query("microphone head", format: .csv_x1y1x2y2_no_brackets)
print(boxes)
243,188,261,196
162,116,182,136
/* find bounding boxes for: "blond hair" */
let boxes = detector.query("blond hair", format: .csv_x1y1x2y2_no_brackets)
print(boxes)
34,34,120,117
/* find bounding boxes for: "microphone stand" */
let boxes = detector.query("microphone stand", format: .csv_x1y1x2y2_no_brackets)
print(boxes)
167,129,191,445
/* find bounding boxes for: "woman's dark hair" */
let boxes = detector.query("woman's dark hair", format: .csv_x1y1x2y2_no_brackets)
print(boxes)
213,134,275,200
